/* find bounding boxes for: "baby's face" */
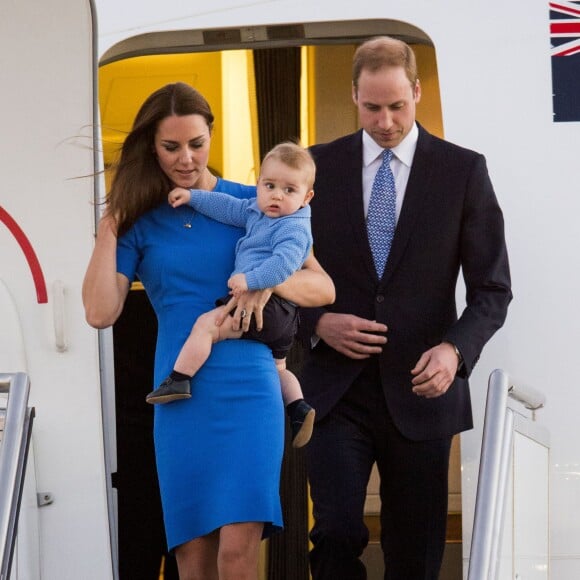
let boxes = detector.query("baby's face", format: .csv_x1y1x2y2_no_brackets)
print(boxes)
256,158,313,218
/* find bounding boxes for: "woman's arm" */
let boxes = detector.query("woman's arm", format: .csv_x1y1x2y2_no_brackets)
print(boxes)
275,251,335,307
82,214,130,329
216,251,335,332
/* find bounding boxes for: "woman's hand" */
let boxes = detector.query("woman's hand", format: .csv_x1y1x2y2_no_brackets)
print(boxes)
213,252,334,332
215,289,273,332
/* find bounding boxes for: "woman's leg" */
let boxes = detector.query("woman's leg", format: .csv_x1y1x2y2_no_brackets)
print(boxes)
175,529,219,580
218,522,264,580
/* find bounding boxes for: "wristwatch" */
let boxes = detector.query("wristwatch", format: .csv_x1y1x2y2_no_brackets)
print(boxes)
451,343,463,368
444,341,463,366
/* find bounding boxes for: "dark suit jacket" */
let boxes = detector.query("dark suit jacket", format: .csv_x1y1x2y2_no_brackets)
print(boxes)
298,125,512,441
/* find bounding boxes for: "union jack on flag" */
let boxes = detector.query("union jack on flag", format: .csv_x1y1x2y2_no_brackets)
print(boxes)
550,1,580,121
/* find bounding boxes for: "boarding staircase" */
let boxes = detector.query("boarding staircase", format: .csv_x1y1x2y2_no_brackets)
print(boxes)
0,368,548,580
361,369,549,580
467,369,549,579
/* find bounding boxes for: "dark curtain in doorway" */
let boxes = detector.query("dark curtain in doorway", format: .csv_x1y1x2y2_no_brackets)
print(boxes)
254,47,301,158
254,46,310,580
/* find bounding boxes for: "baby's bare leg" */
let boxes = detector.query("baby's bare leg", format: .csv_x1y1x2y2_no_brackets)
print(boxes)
174,306,243,377
275,358,303,406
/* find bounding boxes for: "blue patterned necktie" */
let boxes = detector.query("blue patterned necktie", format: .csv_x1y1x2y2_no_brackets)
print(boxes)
367,149,397,277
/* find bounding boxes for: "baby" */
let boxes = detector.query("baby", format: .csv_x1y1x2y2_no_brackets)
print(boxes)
146,142,317,447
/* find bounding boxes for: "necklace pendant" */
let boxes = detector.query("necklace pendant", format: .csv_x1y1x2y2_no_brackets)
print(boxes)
182,207,195,228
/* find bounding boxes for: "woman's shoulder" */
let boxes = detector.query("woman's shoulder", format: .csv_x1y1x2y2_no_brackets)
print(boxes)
216,178,257,200
121,201,176,241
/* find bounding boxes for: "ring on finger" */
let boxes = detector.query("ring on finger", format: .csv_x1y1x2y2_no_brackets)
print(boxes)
240,309,247,319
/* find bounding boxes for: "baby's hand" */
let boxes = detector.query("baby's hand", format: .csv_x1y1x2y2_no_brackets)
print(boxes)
228,273,249,298
168,187,191,207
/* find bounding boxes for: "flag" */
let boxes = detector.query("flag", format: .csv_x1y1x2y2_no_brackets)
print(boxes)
550,1,580,121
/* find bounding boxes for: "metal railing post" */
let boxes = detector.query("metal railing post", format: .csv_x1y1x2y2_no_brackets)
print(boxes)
468,369,510,580
467,369,547,580
488,408,514,579
0,372,34,580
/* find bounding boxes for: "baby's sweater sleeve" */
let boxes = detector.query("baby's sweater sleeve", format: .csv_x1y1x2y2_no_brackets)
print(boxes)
187,189,250,228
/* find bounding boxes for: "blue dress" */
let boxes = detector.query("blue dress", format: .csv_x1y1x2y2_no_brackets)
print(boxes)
116,179,284,550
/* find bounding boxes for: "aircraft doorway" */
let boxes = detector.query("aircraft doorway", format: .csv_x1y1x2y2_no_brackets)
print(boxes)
99,20,459,579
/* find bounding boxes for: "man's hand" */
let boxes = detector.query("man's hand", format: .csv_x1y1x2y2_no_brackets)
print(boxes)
315,313,387,359
411,342,460,398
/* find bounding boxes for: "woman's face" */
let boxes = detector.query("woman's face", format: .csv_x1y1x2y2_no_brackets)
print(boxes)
154,114,212,188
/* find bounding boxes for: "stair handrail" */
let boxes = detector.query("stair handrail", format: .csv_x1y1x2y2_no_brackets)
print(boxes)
0,372,34,580
467,368,547,580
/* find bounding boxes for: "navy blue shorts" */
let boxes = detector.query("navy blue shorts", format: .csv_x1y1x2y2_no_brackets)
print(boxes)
216,294,298,360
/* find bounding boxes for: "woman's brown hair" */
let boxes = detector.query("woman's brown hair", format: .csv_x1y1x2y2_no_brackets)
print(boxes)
107,82,214,236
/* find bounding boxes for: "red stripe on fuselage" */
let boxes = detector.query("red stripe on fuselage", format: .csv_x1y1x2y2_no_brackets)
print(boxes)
0,206,48,303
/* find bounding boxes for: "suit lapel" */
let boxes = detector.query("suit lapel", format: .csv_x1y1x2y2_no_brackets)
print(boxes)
381,126,435,285
341,132,380,281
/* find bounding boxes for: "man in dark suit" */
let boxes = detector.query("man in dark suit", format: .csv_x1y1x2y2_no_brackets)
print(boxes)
298,36,512,579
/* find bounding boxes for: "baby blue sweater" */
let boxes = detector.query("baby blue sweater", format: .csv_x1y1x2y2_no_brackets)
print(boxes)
188,189,312,290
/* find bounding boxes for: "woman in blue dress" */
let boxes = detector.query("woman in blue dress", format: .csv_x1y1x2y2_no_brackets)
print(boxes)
82,82,335,580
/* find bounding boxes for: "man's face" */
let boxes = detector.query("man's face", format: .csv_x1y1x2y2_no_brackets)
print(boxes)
353,66,421,149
